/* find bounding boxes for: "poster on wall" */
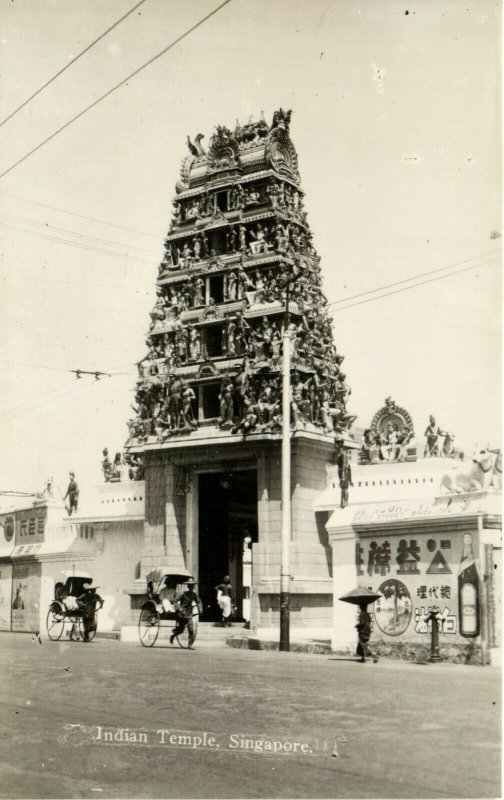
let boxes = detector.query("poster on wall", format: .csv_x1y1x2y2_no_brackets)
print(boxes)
355,529,480,641
0,564,13,630
11,562,41,632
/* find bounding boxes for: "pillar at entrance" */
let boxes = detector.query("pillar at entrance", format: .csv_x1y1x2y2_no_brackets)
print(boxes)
327,516,359,653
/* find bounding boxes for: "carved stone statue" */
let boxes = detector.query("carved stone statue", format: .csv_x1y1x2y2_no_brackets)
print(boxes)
226,271,238,301
424,415,445,457
219,380,235,428
188,326,201,361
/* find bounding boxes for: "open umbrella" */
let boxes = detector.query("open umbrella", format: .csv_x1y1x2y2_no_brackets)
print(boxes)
339,586,382,606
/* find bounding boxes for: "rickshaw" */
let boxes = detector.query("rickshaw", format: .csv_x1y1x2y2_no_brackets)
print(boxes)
138,567,199,648
46,571,103,642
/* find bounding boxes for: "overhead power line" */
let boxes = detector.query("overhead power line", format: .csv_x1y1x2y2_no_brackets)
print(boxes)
331,257,498,314
0,0,148,128
0,378,76,420
0,378,96,427
0,211,161,257
0,220,157,264
0,0,234,180
326,250,500,310
0,190,161,240
0,359,129,376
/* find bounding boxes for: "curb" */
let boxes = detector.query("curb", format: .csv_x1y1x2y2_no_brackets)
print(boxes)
226,636,333,655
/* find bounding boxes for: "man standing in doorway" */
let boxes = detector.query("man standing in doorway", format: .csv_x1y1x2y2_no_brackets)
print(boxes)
215,575,234,627
170,578,200,649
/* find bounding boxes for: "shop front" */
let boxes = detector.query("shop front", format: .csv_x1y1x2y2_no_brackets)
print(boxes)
318,459,501,664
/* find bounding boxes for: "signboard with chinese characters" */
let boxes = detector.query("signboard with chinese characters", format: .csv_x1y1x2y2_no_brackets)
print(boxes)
355,529,478,641
11,562,41,632
15,507,46,545
0,564,12,630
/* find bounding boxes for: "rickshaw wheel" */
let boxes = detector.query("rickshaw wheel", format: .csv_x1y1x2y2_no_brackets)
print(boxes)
139,606,160,647
46,605,65,641
176,616,198,649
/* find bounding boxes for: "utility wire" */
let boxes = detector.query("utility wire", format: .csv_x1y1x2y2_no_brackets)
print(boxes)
0,0,149,128
326,249,500,310
0,378,97,427
0,359,129,376
331,257,498,314
0,211,161,257
0,190,161,240
0,378,76,420
0,273,153,294
0,220,157,264
0,0,234,180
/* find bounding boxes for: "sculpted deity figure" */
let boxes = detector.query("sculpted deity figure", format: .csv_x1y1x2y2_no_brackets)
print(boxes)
219,380,235,428
193,236,202,260
424,415,445,457
231,397,258,435
239,225,248,252
245,186,260,205
175,327,189,363
226,271,238,302
193,277,205,307
186,199,201,220
249,223,269,255
102,448,112,482
188,326,201,361
380,423,401,461
361,429,380,463
181,385,198,430
267,182,279,208
226,226,238,253
225,320,237,356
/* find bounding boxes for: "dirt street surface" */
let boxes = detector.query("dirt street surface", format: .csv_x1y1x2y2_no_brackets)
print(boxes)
0,633,500,799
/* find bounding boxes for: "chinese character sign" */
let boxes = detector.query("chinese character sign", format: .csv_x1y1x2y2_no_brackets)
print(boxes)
355,532,476,640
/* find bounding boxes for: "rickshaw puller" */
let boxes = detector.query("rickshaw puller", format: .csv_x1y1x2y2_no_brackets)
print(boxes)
170,578,200,649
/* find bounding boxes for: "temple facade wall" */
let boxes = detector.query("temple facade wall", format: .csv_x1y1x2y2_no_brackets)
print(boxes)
138,435,336,631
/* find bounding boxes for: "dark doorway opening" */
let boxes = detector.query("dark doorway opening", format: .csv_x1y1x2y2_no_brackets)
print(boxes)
198,470,257,622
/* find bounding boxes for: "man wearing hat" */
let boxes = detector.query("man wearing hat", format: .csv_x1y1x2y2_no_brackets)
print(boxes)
70,580,103,641
170,578,200,649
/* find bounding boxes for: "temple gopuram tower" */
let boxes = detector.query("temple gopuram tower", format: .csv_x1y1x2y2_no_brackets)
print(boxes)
126,109,354,634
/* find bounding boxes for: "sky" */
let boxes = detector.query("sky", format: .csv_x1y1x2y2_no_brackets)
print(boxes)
0,0,501,497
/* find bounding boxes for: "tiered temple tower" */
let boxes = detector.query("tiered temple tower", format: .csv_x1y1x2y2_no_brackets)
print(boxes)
126,109,354,632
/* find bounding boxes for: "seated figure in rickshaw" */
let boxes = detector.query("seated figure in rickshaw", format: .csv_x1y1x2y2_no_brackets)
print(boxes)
158,578,177,614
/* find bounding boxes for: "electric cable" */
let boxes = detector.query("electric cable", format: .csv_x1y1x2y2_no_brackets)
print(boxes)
0,374,101,427
0,0,149,128
0,220,157,264
0,0,234,180
326,250,500,309
0,211,161,257
0,359,130,376
0,378,77,420
331,257,498,314
0,190,161,239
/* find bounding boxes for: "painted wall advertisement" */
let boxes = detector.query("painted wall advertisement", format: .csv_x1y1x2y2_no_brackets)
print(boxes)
355,528,480,641
0,564,13,630
11,562,41,632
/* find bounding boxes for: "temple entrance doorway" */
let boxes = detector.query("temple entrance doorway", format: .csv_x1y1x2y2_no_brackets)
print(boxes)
197,469,257,622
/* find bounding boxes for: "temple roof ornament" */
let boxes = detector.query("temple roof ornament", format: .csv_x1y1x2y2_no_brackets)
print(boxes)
360,398,416,464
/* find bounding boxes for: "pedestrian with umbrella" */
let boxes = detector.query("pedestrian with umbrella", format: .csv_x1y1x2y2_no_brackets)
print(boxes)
339,586,382,664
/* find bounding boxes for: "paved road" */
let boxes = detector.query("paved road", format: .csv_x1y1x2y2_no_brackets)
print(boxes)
0,633,500,799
